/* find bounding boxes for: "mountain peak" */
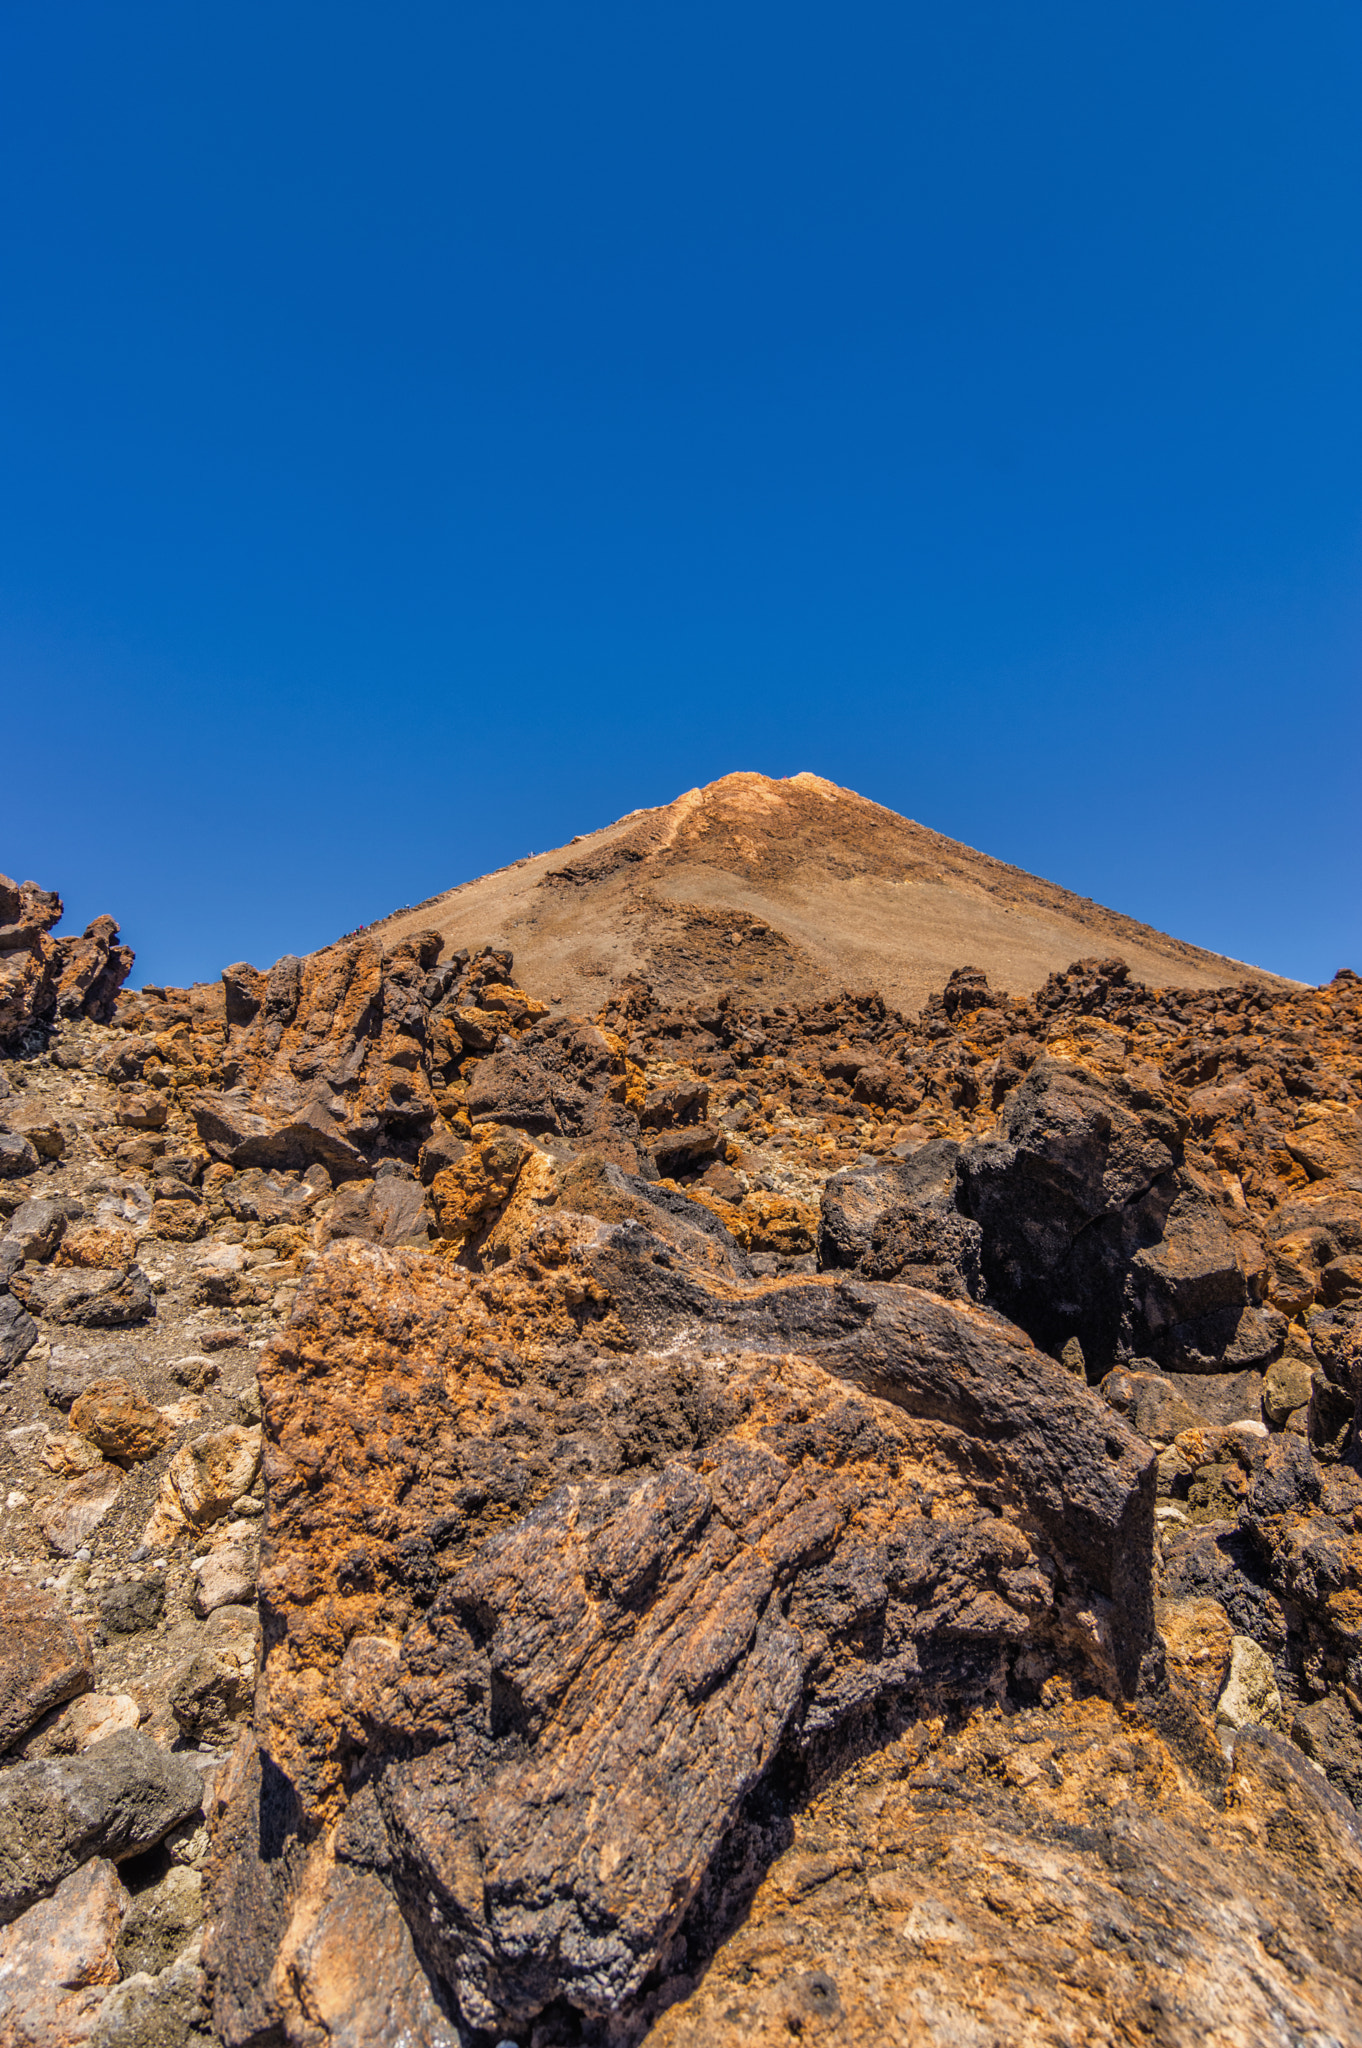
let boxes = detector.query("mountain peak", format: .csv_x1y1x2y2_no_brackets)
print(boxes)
372,771,1282,1012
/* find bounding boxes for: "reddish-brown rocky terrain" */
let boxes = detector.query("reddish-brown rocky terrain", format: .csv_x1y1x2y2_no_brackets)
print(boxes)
0,810,1359,2048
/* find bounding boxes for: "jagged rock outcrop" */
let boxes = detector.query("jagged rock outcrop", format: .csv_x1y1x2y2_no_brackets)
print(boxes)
0,875,133,1053
217,1219,1153,2037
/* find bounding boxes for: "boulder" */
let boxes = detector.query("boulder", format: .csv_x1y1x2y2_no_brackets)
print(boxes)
190,1089,371,1178
274,1862,460,2048
1216,1634,1284,1737
89,1952,209,2048
19,1695,140,1760
232,1226,1153,2032
143,1427,262,1547
115,1863,203,1978
98,1577,166,1638
818,1142,981,1296
0,1857,127,2048
0,1731,203,1924
55,1224,139,1272
45,1348,112,1411
0,1129,40,1178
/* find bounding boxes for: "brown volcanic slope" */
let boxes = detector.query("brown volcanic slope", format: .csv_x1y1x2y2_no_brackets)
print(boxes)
374,770,1286,1013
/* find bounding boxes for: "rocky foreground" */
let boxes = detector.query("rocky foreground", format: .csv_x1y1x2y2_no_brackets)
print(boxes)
0,872,1360,2046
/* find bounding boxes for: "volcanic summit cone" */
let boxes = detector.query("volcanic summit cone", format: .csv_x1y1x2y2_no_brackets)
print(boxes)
375,770,1282,1010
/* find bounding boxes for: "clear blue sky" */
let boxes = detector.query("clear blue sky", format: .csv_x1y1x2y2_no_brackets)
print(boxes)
3,2,1359,991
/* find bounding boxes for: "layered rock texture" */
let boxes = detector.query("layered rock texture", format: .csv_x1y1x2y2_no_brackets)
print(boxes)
0,836,1359,2047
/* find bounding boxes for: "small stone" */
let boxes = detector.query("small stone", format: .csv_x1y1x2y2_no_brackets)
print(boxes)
193,1540,256,1617
98,1576,165,1637
1263,1351,1313,1428
170,1353,218,1391
1217,1635,1284,1738
199,1325,247,1352
167,1643,255,1745
1059,1336,1086,1379
0,1295,38,1374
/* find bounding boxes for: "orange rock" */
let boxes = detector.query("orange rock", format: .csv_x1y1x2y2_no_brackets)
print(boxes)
71,1379,172,1464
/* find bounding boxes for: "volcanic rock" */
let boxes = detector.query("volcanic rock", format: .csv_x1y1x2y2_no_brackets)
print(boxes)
0,1857,127,2048
0,1731,202,1924
0,1582,94,1754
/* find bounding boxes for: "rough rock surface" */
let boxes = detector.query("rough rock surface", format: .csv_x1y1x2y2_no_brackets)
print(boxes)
0,1580,94,1754
1,858,1360,2046
0,874,132,1055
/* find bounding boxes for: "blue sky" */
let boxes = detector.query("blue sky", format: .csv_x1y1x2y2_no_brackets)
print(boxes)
2,2,1359,990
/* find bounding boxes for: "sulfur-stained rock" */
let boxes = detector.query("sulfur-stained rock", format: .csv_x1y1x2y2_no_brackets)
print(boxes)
1156,1594,1234,1713
71,1378,172,1464
150,1197,207,1242
41,1428,107,1478
0,1580,94,1754
0,1857,127,2048
56,1224,139,1272
741,1188,819,1255
644,1706,1362,2048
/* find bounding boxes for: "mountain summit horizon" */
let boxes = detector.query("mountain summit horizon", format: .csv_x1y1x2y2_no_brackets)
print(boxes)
371,769,1287,1016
